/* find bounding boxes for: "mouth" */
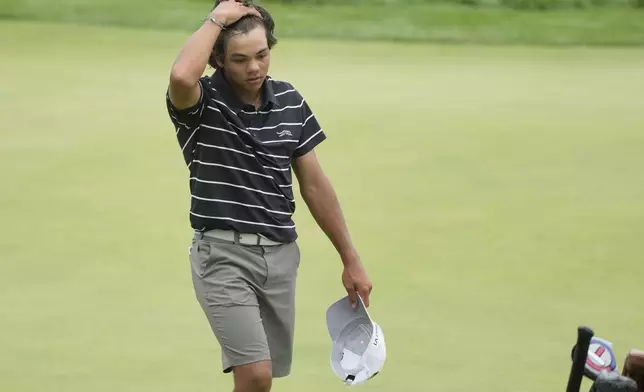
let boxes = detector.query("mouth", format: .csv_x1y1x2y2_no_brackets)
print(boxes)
247,76,263,83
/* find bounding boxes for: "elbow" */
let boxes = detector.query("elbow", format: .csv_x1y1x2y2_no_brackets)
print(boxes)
298,172,331,200
299,183,318,201
170,64,197,89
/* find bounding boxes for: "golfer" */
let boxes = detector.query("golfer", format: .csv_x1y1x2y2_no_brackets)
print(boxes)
165,1,373,391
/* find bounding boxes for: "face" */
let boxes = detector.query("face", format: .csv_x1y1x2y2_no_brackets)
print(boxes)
218,25,270,94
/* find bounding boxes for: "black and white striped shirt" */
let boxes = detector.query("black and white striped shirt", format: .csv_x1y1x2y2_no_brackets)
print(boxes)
166,68,326,243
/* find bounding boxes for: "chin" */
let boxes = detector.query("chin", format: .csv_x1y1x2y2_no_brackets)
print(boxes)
246,77,265,88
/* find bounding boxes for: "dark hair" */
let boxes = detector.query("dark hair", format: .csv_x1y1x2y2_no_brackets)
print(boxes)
208,2,277,69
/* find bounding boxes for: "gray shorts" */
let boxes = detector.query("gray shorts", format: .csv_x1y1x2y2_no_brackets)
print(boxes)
189,231,300,378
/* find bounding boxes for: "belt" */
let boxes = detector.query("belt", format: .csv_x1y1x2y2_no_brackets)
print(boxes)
196,229,283,246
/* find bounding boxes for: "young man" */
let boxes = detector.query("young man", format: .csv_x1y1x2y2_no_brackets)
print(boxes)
165,1,373,391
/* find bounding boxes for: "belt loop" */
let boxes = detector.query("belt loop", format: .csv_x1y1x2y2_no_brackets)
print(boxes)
256,235,261,246
234,232,241,245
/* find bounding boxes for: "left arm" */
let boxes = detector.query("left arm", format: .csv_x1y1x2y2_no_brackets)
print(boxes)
293,151,373,307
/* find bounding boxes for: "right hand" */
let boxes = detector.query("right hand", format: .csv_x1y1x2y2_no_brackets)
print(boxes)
211,0,262,27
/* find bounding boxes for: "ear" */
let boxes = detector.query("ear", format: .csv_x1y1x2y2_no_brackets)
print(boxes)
215,55,224,68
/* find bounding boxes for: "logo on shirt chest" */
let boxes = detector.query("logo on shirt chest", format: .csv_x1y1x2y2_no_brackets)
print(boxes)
277,130,293,138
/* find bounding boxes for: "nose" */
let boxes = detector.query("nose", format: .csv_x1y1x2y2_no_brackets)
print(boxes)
248,59,260,73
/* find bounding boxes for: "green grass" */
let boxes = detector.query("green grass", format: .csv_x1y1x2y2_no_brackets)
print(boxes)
2,19,644,392
1,0,644,45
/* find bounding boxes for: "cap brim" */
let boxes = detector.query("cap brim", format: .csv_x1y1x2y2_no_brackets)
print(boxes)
326,295,371,342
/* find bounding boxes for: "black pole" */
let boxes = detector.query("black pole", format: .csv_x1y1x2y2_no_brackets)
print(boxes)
567,326,594,392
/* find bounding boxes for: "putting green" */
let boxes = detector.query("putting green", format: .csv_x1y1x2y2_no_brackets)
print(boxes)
1,20,643,392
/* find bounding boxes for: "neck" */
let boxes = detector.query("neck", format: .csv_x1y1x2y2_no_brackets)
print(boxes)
236,87,262,109
220,69,263,109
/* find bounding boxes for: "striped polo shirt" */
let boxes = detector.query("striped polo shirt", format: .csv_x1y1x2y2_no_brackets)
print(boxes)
166,68,326,243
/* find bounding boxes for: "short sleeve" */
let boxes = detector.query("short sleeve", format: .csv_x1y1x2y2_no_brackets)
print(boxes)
166,78,207,130
293,98,327,158
166,79,207,166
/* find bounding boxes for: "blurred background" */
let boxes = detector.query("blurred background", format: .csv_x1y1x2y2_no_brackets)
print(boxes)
1,1,643,391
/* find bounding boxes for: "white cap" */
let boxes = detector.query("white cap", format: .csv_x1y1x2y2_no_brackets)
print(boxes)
325,295,386,386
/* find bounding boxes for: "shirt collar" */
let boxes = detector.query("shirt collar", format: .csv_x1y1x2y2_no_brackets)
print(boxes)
211,68,280,113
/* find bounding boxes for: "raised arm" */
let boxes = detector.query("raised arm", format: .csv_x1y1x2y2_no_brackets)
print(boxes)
168,0,261,110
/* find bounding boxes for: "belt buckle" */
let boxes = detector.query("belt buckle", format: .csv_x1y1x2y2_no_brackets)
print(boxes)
233,232,265,246
234,232,258,245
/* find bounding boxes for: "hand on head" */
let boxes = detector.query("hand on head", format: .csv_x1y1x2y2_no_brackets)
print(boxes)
211,0,262,26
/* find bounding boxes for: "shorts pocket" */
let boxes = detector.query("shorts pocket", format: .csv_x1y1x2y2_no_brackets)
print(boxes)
295,242,301,268
190,239,212,278
206,280,254,307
